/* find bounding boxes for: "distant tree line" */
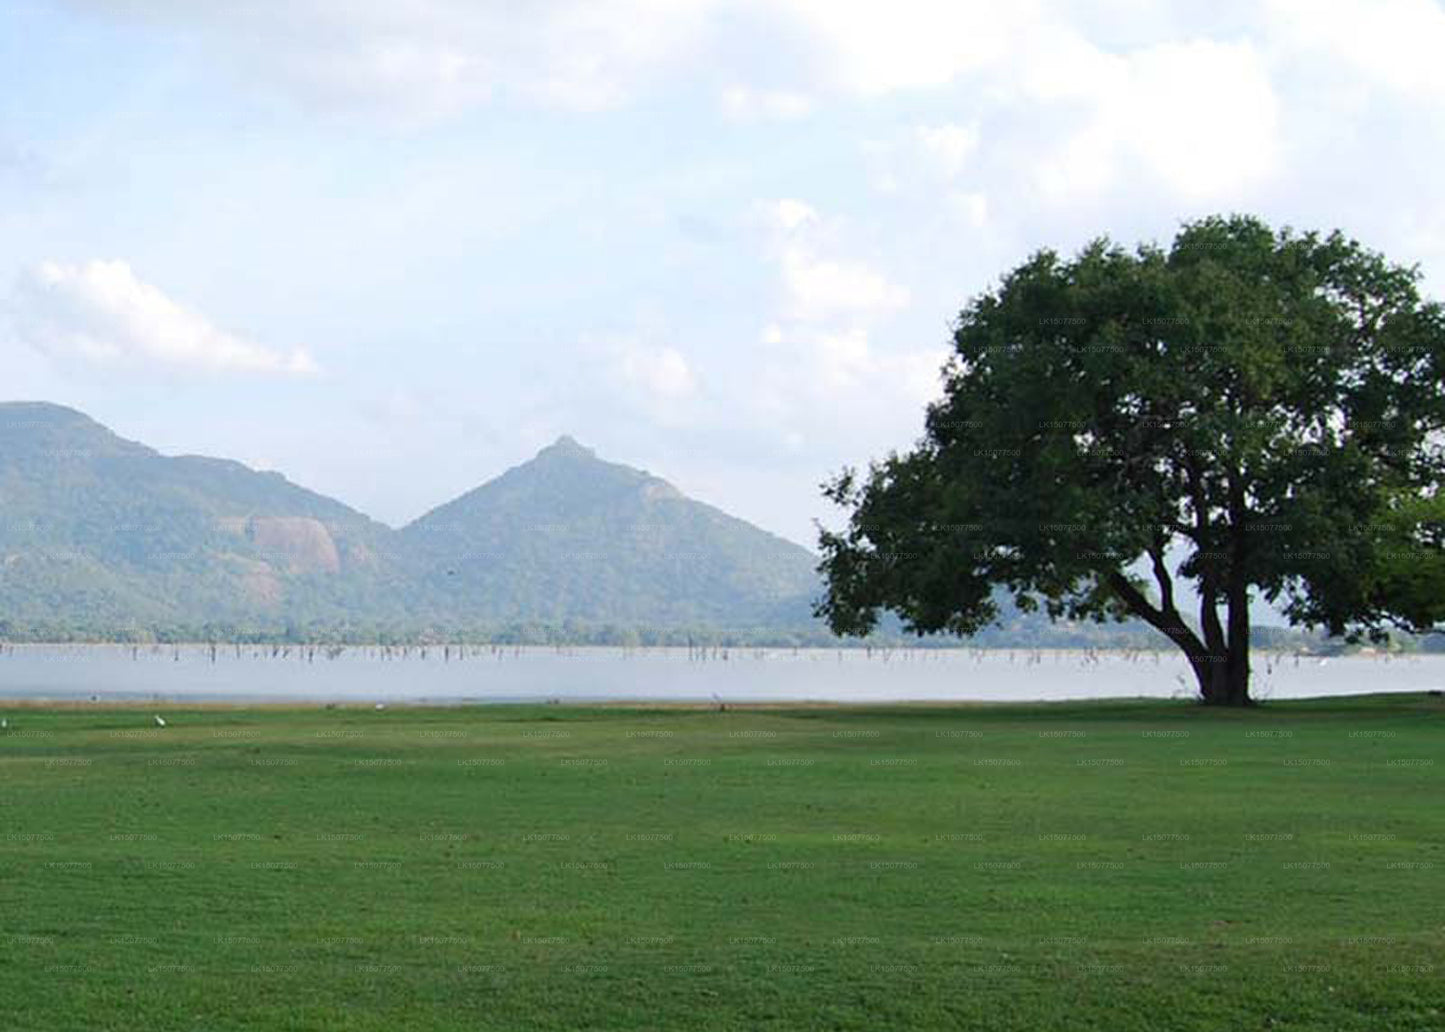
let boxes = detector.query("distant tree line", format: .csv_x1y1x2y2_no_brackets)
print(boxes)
0,616,1426,652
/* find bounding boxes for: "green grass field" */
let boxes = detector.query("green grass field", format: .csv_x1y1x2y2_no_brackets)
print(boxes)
1,693,1441,1030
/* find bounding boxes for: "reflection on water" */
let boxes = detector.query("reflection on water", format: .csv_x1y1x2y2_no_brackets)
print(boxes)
0,644,1440,704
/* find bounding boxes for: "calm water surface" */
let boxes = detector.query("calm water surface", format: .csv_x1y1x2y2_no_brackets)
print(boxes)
0,644,1441,704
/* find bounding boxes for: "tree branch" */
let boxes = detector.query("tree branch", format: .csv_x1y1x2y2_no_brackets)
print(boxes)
1186,455,1227,655
1106,569,1207,658
1148,543,1176,616
1199,585,1226,656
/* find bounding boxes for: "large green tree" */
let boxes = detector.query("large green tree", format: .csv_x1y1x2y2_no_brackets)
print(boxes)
818,216,1445,705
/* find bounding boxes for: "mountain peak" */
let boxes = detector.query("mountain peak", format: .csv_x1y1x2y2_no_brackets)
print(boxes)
539,435,596,460
0,400,103,427
0,400,152,458
400,431,820,627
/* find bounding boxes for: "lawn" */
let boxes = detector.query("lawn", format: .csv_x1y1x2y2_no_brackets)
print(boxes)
1,693,1441,1030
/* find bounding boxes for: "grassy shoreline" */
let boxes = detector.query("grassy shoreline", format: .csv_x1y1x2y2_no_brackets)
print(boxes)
0,688,1437,709
2,693,1441,1030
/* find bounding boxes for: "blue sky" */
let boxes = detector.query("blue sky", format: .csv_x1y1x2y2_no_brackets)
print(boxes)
5,0,1445,550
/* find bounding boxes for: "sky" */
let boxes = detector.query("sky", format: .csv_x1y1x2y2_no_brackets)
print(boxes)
4,0,1445,550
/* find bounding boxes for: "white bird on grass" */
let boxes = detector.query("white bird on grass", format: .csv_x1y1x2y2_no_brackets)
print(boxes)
154,715,167,728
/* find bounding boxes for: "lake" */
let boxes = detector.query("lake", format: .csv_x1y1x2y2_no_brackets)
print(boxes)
0,644,1441,704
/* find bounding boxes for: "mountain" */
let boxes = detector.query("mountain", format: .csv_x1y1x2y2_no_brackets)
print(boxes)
398,436,820,629
0,404,820,638
0,402,405,632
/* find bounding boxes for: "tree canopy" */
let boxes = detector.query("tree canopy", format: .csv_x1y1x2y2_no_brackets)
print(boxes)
817,215,1445,704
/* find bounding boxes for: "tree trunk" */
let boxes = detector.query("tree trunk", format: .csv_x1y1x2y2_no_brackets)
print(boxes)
1215,473,1253,705
1195,654,1249,706
1224,583,1252,706
1195,592,1252,706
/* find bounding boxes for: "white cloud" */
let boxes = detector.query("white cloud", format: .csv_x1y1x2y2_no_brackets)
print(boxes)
762,199,910,323
808,327,871,389
9,260,317,376
720,86,815,121
797,327,942,400
768,199,820,232
749,323,946,440
620,343,697,400
73,0,723,120
1266,0,1445,99
82,0,1024,115
747,199,935,450
64,0,1104,123
66,0,1286,220
1027,38,1281,202
844,19,1279,209
948,191,990,227
915,122,981,178
777,0,1038,95
780,247,911,323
